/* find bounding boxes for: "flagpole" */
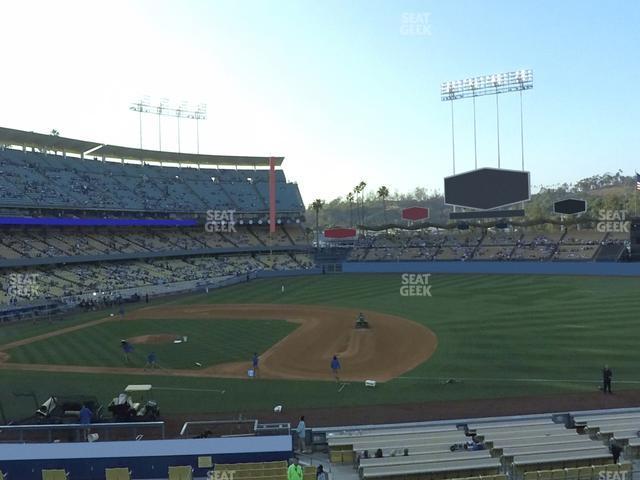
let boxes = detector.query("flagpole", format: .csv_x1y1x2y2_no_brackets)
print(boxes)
636,172,639,217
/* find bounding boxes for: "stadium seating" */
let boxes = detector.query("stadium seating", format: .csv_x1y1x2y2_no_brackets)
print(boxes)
0,148,304,213
214,460,288,479
522,464,629,480
347,227,628,262
0,251,315,308
0,226,308,261
326,414,629,480
168,465,193,480
105,467,132,480
41,471,68,480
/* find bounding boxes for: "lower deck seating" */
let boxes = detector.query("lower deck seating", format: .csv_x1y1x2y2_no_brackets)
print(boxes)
215,461,288,480
360,457,501,479
105,467,131,480
168,465,193,480
41,470,68,480
522,463,630,480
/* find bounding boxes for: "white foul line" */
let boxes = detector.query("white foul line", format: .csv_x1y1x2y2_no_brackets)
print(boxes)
398,376,640,385
154,386,226,394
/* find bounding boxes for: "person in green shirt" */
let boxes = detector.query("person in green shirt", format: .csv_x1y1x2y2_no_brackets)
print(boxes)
287,457,303,480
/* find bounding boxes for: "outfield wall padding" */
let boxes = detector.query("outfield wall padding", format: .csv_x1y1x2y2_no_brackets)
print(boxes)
342,261,640,276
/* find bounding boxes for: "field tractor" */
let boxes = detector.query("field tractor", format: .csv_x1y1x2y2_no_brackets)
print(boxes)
355,312,370,329
107,385,160,422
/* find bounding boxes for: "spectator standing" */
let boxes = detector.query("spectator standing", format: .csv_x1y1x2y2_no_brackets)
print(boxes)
287,458,303,480
610,439,622,463
79,403,92,440
79,404,92,425
295,416,306,453
603,365,613,394
316,465,328,480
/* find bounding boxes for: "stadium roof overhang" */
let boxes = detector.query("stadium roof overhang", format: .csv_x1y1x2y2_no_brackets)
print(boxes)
0,126,284,167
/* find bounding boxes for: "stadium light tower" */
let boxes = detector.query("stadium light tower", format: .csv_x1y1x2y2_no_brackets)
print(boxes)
130,98,208,153
441,69,533,172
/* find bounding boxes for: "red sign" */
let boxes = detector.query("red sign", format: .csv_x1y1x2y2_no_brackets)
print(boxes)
324,228,357,238
402,207,429,221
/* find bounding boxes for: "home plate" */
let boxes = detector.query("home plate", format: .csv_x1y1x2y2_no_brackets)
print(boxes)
195,362,202,367
173,340,183,344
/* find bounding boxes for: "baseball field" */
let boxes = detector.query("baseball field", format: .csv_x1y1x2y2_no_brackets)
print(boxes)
1,273,640,426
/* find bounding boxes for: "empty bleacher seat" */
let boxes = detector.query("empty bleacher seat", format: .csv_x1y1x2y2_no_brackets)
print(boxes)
168,465,193,480
105,468,131,480
41,470,68,480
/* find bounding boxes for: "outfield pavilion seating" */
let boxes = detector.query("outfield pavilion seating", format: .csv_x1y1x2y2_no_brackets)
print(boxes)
347,228,622,263
511,232,562,261
472,246,514,261
552,229,606,261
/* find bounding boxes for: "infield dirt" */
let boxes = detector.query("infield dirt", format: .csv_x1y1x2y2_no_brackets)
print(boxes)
0,304,437,382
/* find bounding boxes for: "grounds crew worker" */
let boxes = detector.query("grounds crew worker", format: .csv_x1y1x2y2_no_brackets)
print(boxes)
603,365,613,394
287,457,303,480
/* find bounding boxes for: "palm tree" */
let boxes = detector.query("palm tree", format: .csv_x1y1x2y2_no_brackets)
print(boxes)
353,185,362,226
377,185,389,224
346,192,355,227
311,199,325,250
356,181,367,225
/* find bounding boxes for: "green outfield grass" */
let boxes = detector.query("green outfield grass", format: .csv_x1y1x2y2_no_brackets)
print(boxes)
1,273,640,421
6,318,296,369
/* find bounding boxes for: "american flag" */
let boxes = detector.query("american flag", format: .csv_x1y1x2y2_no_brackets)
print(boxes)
637,172,640,191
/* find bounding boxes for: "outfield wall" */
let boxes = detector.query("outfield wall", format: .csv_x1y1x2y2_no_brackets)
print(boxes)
342,261,640,276
0,435,292,480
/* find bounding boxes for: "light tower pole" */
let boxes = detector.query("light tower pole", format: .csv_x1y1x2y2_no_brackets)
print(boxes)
130,98,208,153
441,69,533,171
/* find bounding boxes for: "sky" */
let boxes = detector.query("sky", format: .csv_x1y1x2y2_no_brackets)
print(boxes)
0,0,638,205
